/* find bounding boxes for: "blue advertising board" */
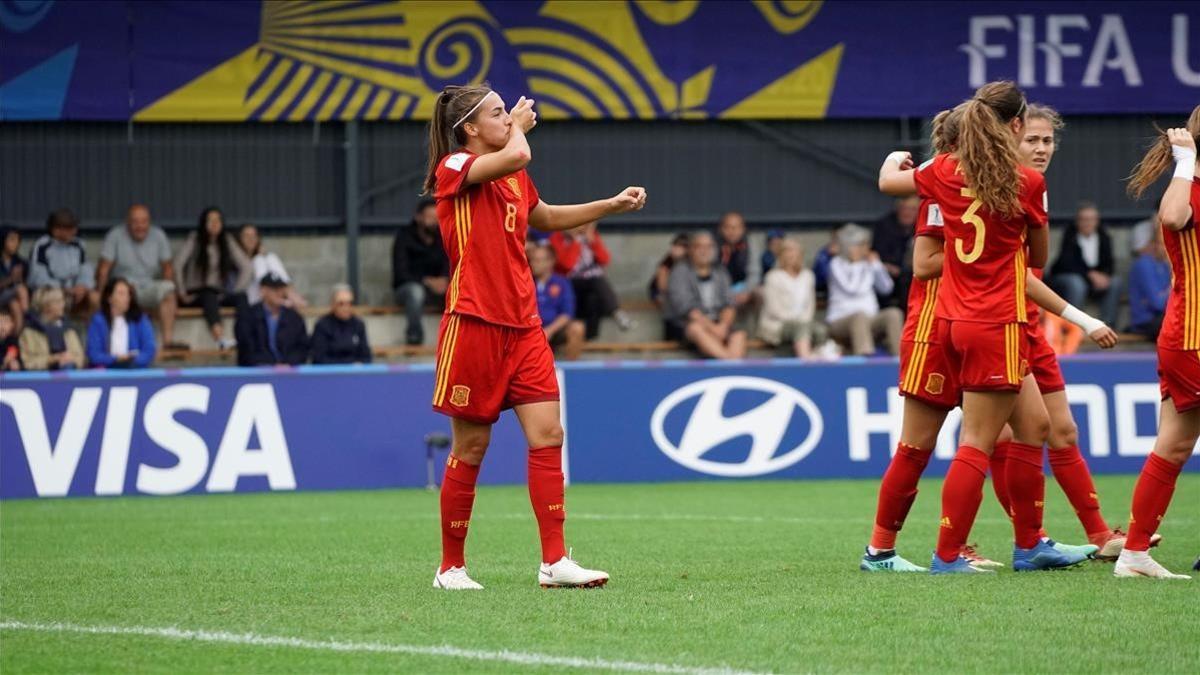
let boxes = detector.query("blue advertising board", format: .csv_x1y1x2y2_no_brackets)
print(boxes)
1,354,1194,499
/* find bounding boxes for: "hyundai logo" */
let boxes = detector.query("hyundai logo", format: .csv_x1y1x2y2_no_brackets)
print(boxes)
650,376,823,477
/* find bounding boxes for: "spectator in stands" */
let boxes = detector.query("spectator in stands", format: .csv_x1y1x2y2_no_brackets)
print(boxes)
86,277,157,369
20,286,84,370
1128,226,1170,340
1050,202,1121,327
665,231,747,359
97,204,185,350
649,232,688,309
392,198,448,345
550,221,632,339
0,312,21,371
871,195,918,308
825,223,901,356
235,273,308,366
0,225,29,331
812,224,839,295
760,229,785,277
310,283,371,365
531,244,585,361
716,211,752,306
238,224,307,309
174,207,252,350
759,238,823,358
28,208,97,317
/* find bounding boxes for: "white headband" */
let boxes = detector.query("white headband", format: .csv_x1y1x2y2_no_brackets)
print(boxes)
452,90,497,129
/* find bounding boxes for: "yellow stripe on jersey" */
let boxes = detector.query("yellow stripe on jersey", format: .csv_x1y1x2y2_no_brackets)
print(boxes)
1187,230,1200,349
1003,324,1015,385
904,342,929,393
432,315,461,406
1014,247,1027,324
915,279,939,343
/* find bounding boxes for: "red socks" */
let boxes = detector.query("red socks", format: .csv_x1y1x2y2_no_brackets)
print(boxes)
1005,442,1046,549
989,441,1014,519
870,443,933,550
1048,445,1110,540
1126,453,1184,551
528,446,567,564
936,446,990,563
439,455,480,573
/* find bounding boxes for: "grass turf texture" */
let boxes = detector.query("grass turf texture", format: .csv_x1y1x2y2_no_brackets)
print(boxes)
2,475,1197,673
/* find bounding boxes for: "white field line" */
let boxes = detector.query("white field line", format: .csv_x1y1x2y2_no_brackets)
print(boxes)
0,620,766,675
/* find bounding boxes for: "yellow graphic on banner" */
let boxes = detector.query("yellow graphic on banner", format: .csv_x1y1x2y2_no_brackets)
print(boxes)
136,0,842,122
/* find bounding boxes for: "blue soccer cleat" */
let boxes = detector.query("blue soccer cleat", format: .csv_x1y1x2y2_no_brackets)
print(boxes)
1048,538,1099,561
1013,540,1085,571
860,547,928,573
930,554,995,575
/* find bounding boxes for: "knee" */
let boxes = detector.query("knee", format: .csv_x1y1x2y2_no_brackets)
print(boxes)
1048,418,1078,448
452,431,491,464
1157,436,1195,464
1017,413,1051,445
529,421,565,448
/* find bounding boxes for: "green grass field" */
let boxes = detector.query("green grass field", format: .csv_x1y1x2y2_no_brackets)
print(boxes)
2,475,1197,673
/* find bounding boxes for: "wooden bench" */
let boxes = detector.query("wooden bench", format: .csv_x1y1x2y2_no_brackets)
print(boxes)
174,304,411,320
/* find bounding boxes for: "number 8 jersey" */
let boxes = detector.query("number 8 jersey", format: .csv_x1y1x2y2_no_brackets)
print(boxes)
914,153,1048,324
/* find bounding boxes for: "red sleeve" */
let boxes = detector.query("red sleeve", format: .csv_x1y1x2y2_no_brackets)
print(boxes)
434,152,478,199
1021,168,1048,228
549,233,579,274
914,199,945,240
590,233,611,267
524,171,541,213
912,155,939,200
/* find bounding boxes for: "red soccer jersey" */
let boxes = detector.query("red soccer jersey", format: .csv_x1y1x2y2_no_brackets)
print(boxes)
914,153,1047,324
1158,178,1200,351
434,150,542,329
902,198,946,343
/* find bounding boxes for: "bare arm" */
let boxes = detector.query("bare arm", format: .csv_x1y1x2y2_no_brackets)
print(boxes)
1026,271,1117,348
1026,226,1049,269
1159,129,1197,231
878,151,917,196
912,235,943,281
528,187,646,232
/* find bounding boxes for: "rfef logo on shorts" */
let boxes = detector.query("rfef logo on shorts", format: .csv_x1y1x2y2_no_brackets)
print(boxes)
450,385,471,407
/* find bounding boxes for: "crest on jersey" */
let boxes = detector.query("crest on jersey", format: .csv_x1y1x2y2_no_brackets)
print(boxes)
506,177,522,197
450,385,471,407
925,373,945,396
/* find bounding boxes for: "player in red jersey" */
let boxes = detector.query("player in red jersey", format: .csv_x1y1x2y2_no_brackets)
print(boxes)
1114,107,1200,579
879,81,1087,573
423,84,646,590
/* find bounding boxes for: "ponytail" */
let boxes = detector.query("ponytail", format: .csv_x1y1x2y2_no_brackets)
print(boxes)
955,81,1026,218
930,103,965,155
422,84,493,195
1127,105,1200,200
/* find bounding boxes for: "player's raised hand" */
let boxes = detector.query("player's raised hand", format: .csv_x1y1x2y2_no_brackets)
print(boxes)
609,186,647,214
886,151,914,170
510,96,537,133
1167,127,1196,154
1088,325,1118,349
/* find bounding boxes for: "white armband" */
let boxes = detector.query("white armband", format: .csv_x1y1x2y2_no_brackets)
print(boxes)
1061,304,1105,335
885,151,910,167
1172,146,1196,181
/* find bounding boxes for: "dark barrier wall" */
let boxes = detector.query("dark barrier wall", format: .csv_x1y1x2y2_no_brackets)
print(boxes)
2,355,1193,499
1,1,1196,121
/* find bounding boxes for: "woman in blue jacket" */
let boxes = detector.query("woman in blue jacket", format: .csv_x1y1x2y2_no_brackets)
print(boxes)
87,277,157,368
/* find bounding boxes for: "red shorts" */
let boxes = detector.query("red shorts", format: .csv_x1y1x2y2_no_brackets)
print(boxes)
431,313,560,424
939,320,1029,392
1026,321,1065,394
898,340,960,410
1157,346,1200,413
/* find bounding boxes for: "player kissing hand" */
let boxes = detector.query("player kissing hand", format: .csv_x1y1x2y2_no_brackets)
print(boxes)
609,186,647,214
511,96,537,133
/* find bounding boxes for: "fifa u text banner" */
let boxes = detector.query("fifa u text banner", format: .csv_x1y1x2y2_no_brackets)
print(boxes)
1,1,1195,121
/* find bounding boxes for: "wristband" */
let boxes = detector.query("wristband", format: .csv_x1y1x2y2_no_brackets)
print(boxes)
886,151,910,167
1173,148,1196,181
1061,304,1105,335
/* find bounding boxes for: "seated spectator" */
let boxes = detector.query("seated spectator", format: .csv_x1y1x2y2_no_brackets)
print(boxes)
1050,202,1121,327
235,273,308,366
871,196,918,308
97,204,185,350
665,231,747,359
28,208,97,317
174,207,252,350
0,312,21,371
19,286,84,370
825,223,901,356
392,198,448,345
759,238,824,358
238,224,308,309
0,225,29,332
760,229,785,277
648,232,689,309
716,211,752,306
812,224,839,295
1128,226,1170,340
86,277,157,369
550,221,632,339
310,284,371,365
531,244,585,361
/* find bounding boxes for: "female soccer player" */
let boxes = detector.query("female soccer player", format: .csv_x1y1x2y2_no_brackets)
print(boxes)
879,81,1084,573
423,84,646,590
1115,107,1200,579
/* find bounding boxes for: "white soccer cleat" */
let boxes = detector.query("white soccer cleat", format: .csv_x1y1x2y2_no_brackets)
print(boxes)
1113,550,1191,580
539,552,609,588
433,566,484,590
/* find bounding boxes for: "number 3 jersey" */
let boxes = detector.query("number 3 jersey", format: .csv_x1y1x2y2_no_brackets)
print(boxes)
914,153,1047,325
435,149,543,329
